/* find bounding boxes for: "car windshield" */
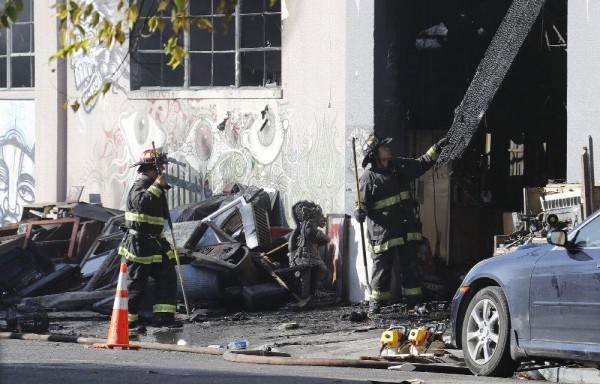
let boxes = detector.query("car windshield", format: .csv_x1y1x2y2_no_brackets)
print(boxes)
570,214,600,247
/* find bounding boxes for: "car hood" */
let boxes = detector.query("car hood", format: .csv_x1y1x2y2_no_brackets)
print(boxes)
461,243,551,286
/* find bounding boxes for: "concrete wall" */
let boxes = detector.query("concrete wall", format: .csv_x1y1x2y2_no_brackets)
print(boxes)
63,0,378,302
0,3,66,223
66,0,348,225
568,1,600,183
1,1,374,302
344,0,374,303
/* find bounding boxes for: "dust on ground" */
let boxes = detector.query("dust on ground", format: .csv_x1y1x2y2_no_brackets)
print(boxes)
44,302,452,359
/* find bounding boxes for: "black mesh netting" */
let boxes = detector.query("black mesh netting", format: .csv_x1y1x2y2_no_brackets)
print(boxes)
439,0,546,163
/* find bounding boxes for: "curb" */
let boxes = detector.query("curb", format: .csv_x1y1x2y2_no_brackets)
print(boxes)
539,367,600,384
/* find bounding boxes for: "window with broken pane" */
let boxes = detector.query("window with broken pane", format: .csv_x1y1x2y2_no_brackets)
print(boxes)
0,0,34,89
509,138,525,177
130,0,281,90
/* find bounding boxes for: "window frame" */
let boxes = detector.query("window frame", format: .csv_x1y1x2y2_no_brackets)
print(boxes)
131,1,281,92
0,0,35,89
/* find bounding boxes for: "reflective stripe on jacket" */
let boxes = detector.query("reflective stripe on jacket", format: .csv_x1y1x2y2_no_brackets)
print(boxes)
120,174,174,264
358,144,438,253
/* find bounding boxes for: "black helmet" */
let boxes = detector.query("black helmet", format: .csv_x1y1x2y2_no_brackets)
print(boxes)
131,147,168,168
361,132,392,168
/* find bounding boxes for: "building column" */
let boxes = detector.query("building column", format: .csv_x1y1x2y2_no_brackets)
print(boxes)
34,4,67,202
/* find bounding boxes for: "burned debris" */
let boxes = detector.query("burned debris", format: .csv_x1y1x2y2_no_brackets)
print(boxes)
439,0,548,163
494,182,599,254
0,185,353,332
281,201,335,305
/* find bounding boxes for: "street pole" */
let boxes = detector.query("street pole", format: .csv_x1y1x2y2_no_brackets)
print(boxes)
351,137,370,292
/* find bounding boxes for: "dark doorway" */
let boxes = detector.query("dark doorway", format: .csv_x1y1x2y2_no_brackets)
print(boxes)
374,0,567,266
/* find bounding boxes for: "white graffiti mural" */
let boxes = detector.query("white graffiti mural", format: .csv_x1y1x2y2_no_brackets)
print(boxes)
70,0,128,113
82,99,344,221
0,100,35,225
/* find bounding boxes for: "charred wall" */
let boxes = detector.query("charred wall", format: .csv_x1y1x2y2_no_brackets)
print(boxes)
375,0,567,266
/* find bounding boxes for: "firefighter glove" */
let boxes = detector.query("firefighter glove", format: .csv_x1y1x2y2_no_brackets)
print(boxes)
434,137,450,151
354,207,367,223
156,174,168,187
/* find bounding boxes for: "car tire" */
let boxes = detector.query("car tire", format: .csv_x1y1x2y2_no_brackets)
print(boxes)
461,286,519,377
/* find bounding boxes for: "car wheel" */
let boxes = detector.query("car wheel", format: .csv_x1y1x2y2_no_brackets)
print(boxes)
461,286,518,377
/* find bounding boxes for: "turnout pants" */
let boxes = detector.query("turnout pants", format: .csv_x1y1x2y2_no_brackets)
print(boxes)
126,253,177,324
370,241,423,305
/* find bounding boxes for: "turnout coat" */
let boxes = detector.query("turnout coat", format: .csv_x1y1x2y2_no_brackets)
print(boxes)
118,174,175,264
358,145,440,254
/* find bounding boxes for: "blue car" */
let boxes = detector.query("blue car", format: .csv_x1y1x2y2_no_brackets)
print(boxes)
450,210,600,376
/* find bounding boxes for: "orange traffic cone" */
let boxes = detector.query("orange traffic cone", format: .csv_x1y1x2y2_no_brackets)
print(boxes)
94,262,141,350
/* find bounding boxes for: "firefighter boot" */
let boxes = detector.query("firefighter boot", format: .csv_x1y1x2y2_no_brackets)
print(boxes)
152,313,183,329
369,299,383,315
128,322,147,338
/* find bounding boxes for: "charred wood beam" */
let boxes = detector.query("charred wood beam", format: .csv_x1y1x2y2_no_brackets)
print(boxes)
438,0,547,163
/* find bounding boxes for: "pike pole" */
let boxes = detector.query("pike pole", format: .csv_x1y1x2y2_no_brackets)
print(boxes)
152,142,191,320
351,137,370,292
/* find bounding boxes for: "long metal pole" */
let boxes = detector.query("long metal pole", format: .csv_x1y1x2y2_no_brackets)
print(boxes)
152,142,191,320
589,135,595,213
351,138,370,291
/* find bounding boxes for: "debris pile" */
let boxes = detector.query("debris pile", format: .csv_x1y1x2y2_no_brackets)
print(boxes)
0,184,347,331
494,184,588,255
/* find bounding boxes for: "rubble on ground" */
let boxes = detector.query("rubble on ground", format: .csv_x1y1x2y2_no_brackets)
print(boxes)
494,183,587,255
0,183,460,353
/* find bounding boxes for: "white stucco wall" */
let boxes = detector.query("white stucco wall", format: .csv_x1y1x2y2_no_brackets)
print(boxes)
344,0,374,303
66,0,348,223
0,3,67,224
567,1,600,183
19,0,375,304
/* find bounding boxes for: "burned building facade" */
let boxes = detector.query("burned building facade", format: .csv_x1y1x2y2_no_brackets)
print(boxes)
1,1,596,302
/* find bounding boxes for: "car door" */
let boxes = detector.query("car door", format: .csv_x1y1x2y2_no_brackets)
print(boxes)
529,214,600,344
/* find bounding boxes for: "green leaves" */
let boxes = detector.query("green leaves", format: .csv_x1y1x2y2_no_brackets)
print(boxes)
173,0,187,12
126,3,139,29
70,100,80,113
6,4,17,23
13,0,23,13
83,82,112,107
157,0,170,13
45,0,268,112
0,0,21,29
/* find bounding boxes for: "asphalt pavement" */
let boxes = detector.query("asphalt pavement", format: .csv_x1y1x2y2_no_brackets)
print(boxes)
3,307,599,383
0,339,531,384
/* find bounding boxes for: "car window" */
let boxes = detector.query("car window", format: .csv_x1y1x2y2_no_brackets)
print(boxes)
572,214,600,247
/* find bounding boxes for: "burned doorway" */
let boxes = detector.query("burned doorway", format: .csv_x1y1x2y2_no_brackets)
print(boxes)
374,0,567,267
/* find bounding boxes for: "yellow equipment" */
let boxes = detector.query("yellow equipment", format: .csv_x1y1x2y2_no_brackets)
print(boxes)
408,328,432,347
379,325,406,356
379,323,446,357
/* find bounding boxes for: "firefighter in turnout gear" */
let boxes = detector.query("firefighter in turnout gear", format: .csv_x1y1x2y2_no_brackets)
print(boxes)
355,133,448,314
118,148,181,336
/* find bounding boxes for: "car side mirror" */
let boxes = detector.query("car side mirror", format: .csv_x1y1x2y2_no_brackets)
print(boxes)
547,229,568,247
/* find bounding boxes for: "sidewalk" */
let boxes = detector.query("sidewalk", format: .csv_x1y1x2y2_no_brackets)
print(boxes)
539,367,600,384
21,306,600,383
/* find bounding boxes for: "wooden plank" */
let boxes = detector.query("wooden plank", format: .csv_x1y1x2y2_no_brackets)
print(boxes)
24,218,81,259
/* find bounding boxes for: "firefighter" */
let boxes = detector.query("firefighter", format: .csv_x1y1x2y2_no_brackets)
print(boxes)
119,147,181,336
354,133,448,314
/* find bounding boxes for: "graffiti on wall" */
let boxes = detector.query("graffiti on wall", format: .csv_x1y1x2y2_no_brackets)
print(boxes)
82,99,344,221
0,100,35,225
70,0,128,113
